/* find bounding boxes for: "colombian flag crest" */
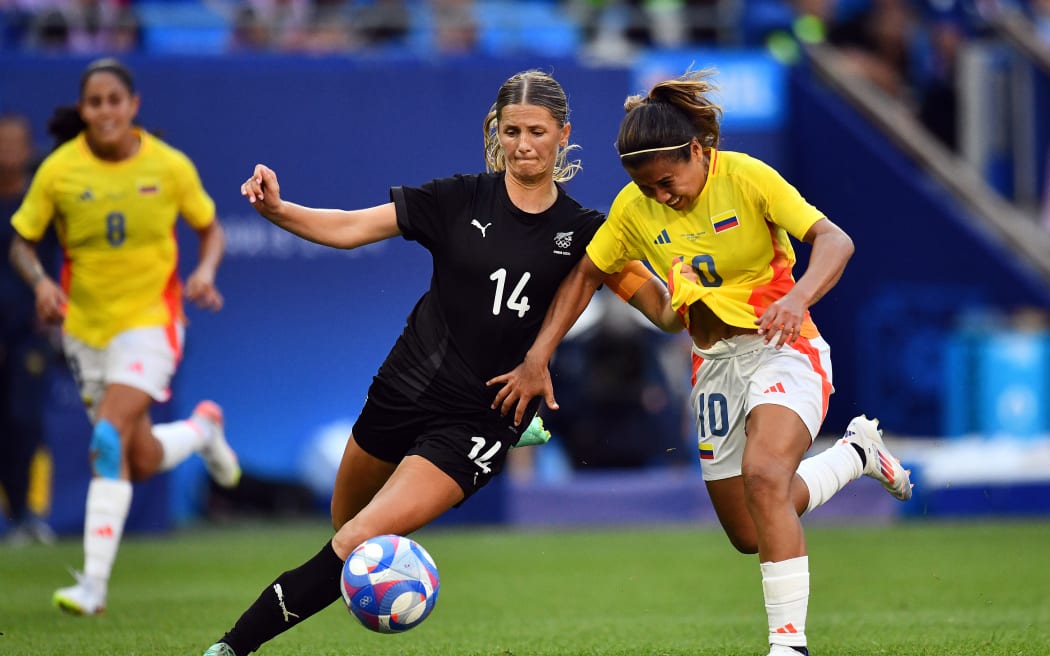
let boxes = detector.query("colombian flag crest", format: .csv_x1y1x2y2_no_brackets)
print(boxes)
711,209,739,233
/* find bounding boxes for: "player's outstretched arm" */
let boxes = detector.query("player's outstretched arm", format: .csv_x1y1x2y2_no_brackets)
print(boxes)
240,163,401,249
487,254,607,425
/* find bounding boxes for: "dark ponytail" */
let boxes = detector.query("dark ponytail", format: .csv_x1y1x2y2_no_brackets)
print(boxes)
46,106,85,150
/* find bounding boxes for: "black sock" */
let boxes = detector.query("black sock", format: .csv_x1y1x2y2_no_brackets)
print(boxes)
219,540,344,655
851,442,867,468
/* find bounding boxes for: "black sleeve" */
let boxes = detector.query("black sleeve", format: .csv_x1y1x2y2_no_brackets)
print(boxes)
390,175,473,254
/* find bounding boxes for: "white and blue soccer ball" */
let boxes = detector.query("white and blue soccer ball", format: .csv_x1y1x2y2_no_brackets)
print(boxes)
340,534,440,634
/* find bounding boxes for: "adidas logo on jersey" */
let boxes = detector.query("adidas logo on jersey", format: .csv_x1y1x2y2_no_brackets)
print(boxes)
653,229,671,244
763,382,786,394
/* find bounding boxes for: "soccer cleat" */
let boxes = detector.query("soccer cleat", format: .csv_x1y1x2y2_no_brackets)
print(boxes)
842,415,912,501
53,571,106,616
202,643,237,656
768,646,808,656
514,415,552,448
5,516,57,546
193,401,241,489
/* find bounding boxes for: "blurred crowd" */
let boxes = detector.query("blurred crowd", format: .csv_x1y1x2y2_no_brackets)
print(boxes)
0,0,1047,217
0,0,1044,61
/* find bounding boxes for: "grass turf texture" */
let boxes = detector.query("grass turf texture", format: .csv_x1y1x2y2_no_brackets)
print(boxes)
1,520,1047,655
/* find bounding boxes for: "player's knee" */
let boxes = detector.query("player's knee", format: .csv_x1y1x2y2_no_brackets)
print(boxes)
331,523,370,560
90,419,122,479
742,460,792,504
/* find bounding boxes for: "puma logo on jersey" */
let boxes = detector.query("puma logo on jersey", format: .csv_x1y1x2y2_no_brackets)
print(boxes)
471,219,492,237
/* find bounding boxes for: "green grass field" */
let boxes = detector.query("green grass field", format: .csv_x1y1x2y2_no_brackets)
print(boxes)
1,519,1047,655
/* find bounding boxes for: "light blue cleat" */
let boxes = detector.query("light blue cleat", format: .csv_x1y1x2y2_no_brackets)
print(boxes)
202,643,237,656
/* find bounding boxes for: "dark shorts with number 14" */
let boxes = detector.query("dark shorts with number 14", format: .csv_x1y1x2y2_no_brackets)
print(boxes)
351,380,519,500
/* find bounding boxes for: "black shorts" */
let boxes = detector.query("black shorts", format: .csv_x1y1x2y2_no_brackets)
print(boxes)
351,380,524,500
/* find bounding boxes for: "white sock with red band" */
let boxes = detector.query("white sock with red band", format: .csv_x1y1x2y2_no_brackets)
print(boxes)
762,555,809,650
83,478,132,587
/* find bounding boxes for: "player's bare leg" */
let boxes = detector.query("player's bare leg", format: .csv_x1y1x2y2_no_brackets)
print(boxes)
330,434,397,528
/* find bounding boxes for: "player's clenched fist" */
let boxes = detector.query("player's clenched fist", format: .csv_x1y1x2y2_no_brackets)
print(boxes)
240,163,282,217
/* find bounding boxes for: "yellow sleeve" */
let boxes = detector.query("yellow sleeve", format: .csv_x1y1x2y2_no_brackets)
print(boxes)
11,156,58,242
586,222,631,275
751,158,824,240
585,184,639,274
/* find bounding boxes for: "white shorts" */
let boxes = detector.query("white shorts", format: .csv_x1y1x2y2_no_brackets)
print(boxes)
688,333,833,481
63,324,185,419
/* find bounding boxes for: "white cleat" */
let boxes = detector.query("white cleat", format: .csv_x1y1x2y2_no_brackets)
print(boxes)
202,643,237,656
842,415,913,501
194,401,241,489
6,516,57,546
53,571,106,616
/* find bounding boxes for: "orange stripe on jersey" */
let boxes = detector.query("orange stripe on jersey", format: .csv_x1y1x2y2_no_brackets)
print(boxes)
708,148,719,175
788,336,831,420
162,276,184,364
691,352,705,387
161,233,184,364
60,251,72,296
747,223,819,338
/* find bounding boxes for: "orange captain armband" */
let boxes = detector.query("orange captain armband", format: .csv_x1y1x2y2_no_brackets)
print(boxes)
603,260,655,302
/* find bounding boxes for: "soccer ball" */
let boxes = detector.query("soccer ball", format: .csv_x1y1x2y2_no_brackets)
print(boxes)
340,534,440,633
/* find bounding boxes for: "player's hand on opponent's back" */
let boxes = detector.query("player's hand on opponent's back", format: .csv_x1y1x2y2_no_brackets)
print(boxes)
241,164,282,218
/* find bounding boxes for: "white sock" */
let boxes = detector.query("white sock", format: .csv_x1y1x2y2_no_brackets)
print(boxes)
83,478,133,586
795,440,863,514
154,418,208,471
762,556,809,649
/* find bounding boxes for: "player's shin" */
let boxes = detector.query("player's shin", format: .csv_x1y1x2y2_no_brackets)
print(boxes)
217,541,344,655
762,556,809,651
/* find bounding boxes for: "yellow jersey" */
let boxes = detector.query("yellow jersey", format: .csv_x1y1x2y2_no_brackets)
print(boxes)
11,129,215,347
587,149,825,336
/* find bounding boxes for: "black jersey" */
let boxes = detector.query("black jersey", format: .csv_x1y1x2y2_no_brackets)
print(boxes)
379,171,603,414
